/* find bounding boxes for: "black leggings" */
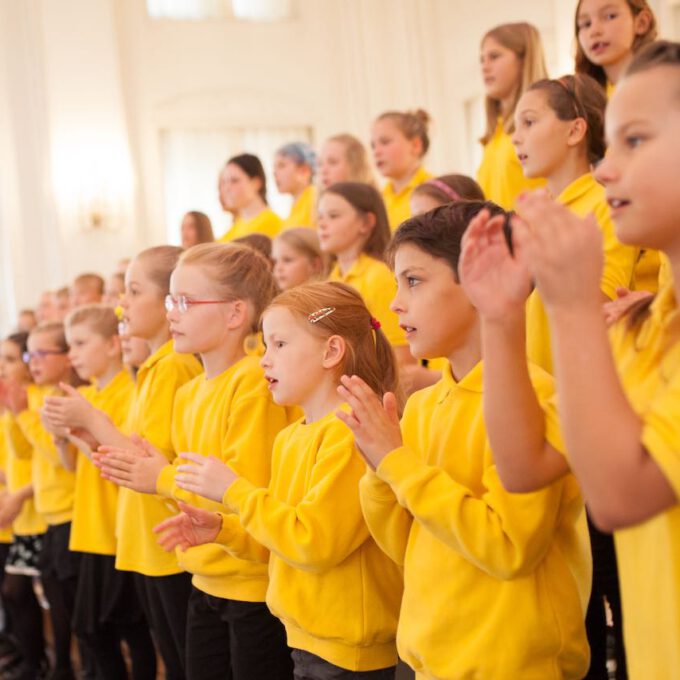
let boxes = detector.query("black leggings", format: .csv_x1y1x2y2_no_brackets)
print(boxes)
81,621,157,680
1,573,45,672
584,515,627,680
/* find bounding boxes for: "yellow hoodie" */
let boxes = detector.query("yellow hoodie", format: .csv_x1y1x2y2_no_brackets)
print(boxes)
218,411,402,672
15,385,75,526
360,361,591,679
115,341,202,576
70,370,135,555
156,355,291,601
0,411,46,536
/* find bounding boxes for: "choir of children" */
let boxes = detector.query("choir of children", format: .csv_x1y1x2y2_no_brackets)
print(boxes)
1,3,676,679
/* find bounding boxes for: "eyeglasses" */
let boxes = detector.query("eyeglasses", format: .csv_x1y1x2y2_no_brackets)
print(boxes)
23,349,67,363
164,295,234,314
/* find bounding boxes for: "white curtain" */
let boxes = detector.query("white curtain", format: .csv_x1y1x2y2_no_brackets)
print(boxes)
146,0,231,20
160,125,311,243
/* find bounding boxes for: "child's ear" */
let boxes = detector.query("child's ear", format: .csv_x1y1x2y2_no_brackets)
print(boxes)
322,334,346,370
634,9,652,36
360,212,377,236
567,117,588,148
409,135,424,159
108,335,122,359
225,300,250,330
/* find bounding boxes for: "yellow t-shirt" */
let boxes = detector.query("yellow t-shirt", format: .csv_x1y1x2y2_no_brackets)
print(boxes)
0,411,46,537
526,173,638,373
658,252,673,290
70,370,134,556
382,166,432,231
281,185,317,230
219,207,283,242
607,282,680,679
15,385,76,526
221,411,402,672
115,341,202,576
360,361,590,679
156,355,291,601
328,253,407,347
0,413,15,543
476,118,545,210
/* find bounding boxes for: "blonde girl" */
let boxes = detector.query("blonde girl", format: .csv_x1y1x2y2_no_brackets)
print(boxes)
155,281,403,679
272,228,325,291
371,109,432,230
42,246,202,680
477,22,548,209
318,134,376,190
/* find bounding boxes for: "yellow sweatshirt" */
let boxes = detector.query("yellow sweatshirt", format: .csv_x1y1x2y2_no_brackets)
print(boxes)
382,166,432,231
0,411,46,536
15,385,75,526
360,361,590,679
282,185,317,230
218,411,402,672
156,355,291,601
115,341,202,576
219,208,283,242
70,370,134,556
477,118,545,210
527,173,638,373
607,282,680,679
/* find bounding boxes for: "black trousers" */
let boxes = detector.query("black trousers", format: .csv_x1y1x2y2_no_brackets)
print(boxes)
185,586,293,680
134,571,192,680
291,650,396,680
584,514,628,680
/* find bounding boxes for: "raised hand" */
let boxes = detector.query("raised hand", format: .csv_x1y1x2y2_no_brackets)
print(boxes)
153,502,222,552
603,287,654,326
514,191,603,310
336,375,402,470
94,435,168,493
175,453,237,503
43,383,94,429
459,209,532,321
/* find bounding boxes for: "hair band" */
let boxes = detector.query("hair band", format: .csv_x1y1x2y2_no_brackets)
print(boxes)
426,179,461,202
370,317,381,331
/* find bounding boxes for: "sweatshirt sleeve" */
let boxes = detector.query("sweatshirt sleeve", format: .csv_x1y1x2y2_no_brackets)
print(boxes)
223,430,370,573
214,513,270,564
376,445,566,580
15,410,63,466
359,468,413,566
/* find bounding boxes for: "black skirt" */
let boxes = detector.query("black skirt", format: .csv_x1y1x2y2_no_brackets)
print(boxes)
73,552,146,635
5,534,43,577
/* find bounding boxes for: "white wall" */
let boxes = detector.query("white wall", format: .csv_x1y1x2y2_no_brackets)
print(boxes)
1,0,675,333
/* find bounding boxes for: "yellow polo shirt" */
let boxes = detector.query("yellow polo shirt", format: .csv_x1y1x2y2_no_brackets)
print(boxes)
526,173,638,373
607,282,680,680
219,208,282,242
282,185,317,230
328,253,406,347
382,166,432,231
476,118,545,210
360,361,590,679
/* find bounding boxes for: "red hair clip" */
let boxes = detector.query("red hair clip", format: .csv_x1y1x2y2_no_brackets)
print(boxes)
370,317,381,330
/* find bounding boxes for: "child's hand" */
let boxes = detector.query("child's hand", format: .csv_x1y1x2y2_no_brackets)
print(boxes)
175,453,237,503
0,492,24,529
43,384,94,429
336,375,403,470
40,408,70,438
459,209,532,321
514,191,603,310
603,287,654,326
153,501,221,552
94,435,168,494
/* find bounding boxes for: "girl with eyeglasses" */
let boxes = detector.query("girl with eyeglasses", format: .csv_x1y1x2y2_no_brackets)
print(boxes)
43,246,202,680
95,243,295,680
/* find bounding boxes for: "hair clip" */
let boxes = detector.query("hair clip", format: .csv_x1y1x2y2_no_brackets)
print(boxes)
370,317,381,330
308,307,335,324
